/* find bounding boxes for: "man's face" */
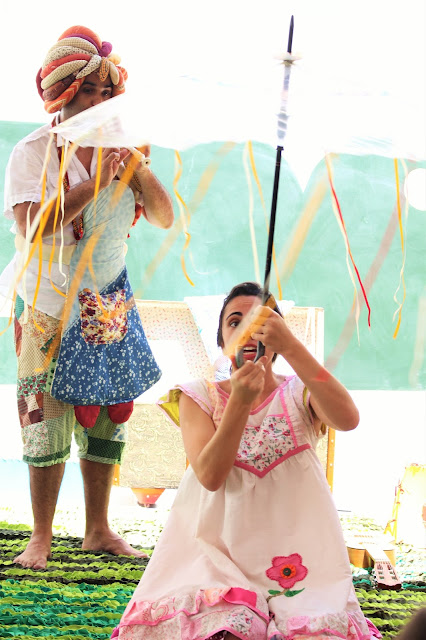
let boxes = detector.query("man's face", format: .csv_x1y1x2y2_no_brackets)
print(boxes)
61,72,113,121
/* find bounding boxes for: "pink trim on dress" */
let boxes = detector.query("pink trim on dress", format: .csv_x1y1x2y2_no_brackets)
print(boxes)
234,444,311,478
177,385,214,415
113,600,379,639
214,376,293,415
366,618,383,638
223,587,258,609
268,611,380,639
116,587,269,628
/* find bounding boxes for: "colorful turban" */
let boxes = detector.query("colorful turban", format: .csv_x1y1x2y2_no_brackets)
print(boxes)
36,25,128,114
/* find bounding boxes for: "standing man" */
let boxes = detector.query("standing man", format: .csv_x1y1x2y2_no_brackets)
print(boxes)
0,25,174,569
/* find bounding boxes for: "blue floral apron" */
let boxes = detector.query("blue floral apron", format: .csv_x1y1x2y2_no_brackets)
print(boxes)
51,182,161,406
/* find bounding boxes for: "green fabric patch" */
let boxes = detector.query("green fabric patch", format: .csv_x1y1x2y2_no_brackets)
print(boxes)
86,438,125,464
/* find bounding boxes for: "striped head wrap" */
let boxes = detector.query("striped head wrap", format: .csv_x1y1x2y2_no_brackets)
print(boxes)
36,25,127,114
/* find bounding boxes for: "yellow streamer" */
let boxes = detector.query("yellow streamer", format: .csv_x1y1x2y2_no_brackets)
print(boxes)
30,155,50,332
9,131,137,344
392,158,408,339
173,150,195,287
85,146,108,317
325,154,361,342
137,143,236,297
243,143,261,283
111,149,140,207
29,196,55,331
93,146,103,219
15,139,78,323
15,198,54,302
47,139,68,298
40,232,102,370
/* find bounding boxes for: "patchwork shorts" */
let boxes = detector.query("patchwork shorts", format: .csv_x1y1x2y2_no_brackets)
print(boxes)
14,297,126,467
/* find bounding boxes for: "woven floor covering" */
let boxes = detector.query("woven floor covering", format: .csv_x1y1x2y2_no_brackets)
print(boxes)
0,525,425,640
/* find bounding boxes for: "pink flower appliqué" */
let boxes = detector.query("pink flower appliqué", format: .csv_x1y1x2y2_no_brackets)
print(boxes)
266,553,308,589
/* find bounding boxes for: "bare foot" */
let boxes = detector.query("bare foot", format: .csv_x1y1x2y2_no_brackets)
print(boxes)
82,529,148,558
13,535,51,569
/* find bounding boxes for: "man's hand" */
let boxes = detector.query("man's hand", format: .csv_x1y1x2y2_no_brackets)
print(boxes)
99,147,130,189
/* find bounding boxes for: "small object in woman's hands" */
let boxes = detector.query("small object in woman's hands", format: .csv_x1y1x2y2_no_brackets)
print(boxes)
223,303,273,360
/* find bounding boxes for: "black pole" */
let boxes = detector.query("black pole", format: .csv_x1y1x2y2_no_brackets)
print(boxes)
287,14,294,54
262,14,294,303
262,144,283,300
254,15,294,363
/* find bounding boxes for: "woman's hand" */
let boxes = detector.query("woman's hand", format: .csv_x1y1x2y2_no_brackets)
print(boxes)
230,355,268,405
251,308,295,357
251,308,359,432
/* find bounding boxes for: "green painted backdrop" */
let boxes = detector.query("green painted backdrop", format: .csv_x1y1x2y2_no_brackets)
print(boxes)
1,121,424,390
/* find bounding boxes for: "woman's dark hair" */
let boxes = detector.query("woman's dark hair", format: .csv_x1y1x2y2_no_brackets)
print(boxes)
217,282,283,361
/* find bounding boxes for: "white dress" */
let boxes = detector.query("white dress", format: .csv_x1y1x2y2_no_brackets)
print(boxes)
112,376,379,640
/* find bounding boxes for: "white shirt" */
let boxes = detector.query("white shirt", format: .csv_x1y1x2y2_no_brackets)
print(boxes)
1,121,100,318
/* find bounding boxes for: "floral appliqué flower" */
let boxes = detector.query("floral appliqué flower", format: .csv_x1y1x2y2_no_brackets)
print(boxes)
266,553,308,600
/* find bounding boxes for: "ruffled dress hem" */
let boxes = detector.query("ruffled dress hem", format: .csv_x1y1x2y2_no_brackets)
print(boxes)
112,587,380,639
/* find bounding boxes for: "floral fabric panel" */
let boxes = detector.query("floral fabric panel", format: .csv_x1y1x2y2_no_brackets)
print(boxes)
18,371,49,400
203,379,312,477
21,420,50,458
79,287,127,345
25,306,60,352
235,413,306,476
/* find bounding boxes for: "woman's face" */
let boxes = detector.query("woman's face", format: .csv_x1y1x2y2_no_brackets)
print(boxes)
221,295,274,365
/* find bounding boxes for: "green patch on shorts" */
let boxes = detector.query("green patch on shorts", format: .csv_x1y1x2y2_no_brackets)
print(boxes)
86,437,125,464
74,407,127,465
23,444,71,467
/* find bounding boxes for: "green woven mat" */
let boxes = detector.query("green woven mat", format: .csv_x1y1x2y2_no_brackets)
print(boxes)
0,525,425,639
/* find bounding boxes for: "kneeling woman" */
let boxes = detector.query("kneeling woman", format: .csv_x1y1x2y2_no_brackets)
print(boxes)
112,282,380,639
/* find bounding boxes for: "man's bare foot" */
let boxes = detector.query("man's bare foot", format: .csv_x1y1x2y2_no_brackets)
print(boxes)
82,529,148,558
13,535,51,569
